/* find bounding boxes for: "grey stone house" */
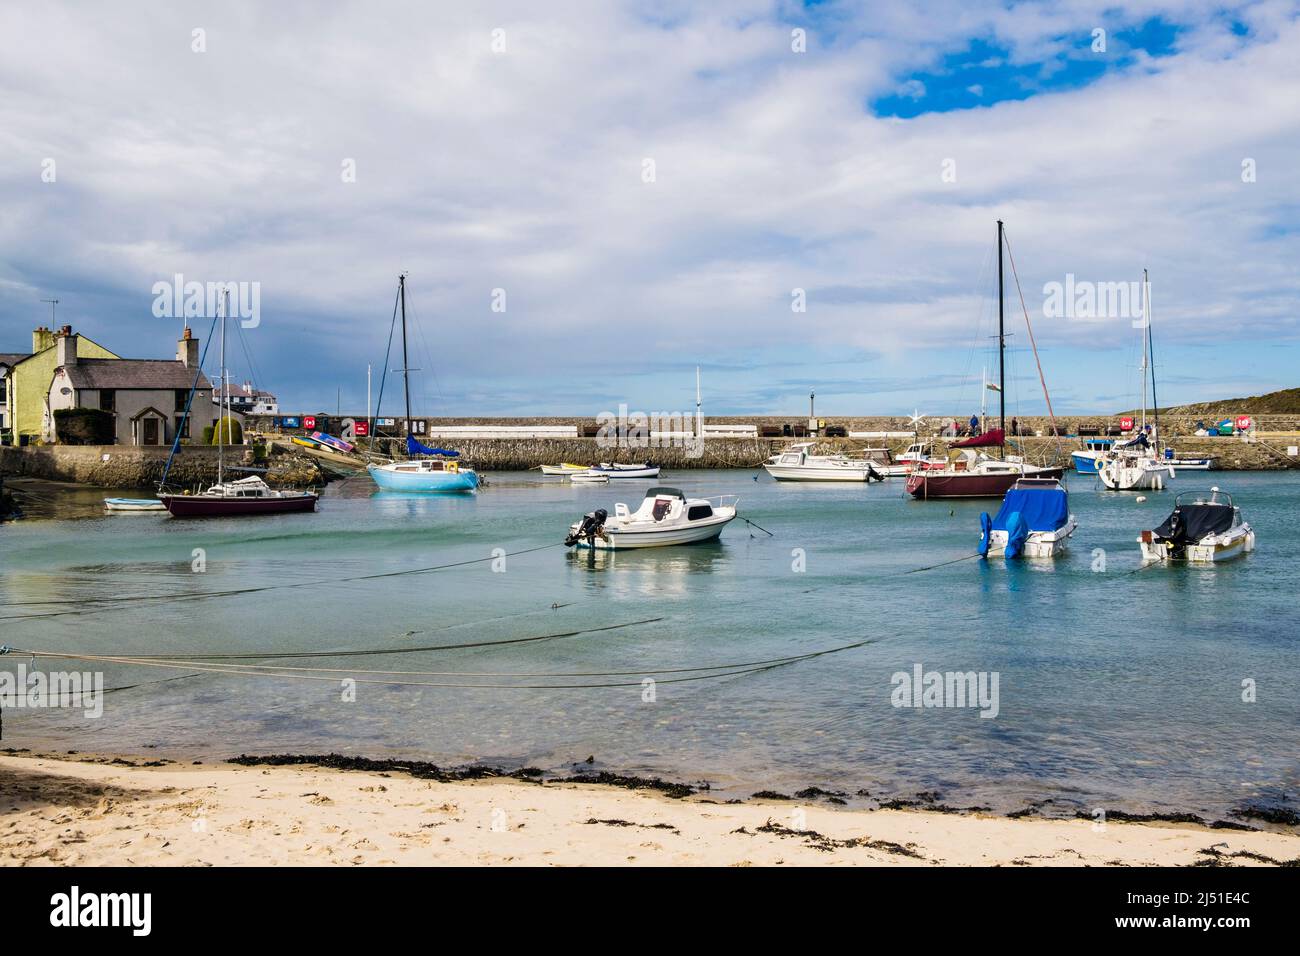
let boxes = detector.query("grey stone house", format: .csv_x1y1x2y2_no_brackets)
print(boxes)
45,329,220,445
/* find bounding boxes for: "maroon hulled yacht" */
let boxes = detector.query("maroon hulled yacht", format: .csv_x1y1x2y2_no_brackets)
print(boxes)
907,220,1066,500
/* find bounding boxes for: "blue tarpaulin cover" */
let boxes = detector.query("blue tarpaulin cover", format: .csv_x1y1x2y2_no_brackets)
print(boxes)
991,487,1069,533
407,437,460,457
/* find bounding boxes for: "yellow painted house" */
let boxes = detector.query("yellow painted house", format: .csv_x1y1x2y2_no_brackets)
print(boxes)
4,326,119,444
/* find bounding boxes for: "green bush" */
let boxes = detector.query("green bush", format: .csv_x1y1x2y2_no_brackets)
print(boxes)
209,416,243,445
202,425,215,444
54,407,115,445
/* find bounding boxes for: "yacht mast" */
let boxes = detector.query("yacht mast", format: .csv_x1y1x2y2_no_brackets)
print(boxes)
399,274,412,445
218,292,226,486
1139,274,1148,434
1146,269,1160,453
996,220,1006,445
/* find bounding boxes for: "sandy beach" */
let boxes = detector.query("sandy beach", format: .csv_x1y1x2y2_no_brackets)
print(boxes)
2,752,1296,867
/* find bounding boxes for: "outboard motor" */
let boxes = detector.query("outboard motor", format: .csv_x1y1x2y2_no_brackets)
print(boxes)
565,508,608,547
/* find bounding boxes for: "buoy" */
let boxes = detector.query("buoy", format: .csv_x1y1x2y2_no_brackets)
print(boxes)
1136,495,1147,503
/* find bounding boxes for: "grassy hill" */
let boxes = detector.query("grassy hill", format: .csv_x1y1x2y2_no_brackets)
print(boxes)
1123,387,1300,417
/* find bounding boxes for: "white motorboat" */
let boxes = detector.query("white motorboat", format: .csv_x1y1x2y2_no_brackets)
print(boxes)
541,462,592,476
589,462,661,479
763,442,884,482
1166,455,1215,470
564,486,738,550
568,471,609,483
1138,488,1255,563
978,478,1077,558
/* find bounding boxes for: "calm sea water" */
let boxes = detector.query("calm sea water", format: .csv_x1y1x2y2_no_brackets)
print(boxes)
2,470,1297,820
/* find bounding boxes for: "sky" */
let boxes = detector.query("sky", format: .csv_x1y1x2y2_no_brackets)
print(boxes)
2,0,1298,419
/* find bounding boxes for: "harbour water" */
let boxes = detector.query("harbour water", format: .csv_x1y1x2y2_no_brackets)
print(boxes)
2,470,1297,821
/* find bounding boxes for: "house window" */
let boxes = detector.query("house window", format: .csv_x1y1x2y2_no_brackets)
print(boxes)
99,389,115,412
175,389,188,411
175,416,190,439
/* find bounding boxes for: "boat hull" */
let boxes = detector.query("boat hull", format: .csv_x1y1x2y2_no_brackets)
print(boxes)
1098,460,1174,490
160,493,318,517
907,467,1065,499
572,513,735,550
1071,451,1101,474
104,498,168,512
367,463,478,493
986,518,1078,558
590,466,661,479
541,463,589,476
764,464,870,481
1139,526,1255,563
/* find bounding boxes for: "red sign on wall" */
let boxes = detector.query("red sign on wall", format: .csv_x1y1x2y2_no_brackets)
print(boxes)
1236,415,1252,430
1119,416,1134,431
303,415,317,430
354,420,369,437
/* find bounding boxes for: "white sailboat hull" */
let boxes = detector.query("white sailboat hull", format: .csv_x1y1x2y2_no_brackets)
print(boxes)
1098,459,1175,490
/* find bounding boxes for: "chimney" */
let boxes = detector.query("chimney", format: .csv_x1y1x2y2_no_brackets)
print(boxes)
32,326,55,352
55,328,78,367
178,327,200,367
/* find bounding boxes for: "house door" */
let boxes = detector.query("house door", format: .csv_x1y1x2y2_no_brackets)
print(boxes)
142,418,159,445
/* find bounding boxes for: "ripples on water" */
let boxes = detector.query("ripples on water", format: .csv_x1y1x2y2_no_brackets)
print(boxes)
2,471,1297,819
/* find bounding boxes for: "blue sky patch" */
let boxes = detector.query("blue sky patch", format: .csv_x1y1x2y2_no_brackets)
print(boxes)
872,17,1185,118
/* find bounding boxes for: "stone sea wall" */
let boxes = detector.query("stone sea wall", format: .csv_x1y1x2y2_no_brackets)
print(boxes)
0,445,323,489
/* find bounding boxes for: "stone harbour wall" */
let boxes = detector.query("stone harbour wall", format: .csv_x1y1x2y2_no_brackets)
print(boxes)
0,445,323,489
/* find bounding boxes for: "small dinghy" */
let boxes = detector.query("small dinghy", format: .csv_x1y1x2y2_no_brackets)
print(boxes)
104,497,167,513
568,471,609,483
564,486,737,550
588,462,661,479
978,478,1077,559
540,463,591,476
1138,487,1254,563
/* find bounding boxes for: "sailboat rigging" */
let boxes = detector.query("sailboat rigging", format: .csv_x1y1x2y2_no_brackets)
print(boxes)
905,220,1065,499
367,274,479,493
158,293,318,516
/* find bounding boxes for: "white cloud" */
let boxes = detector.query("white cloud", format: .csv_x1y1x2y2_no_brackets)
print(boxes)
0,0,1297,413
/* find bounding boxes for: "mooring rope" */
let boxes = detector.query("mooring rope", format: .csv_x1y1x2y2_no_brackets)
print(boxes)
0,542,568,619
6,638,876,691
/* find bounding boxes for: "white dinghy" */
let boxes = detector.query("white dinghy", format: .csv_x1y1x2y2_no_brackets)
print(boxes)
564,486,738,550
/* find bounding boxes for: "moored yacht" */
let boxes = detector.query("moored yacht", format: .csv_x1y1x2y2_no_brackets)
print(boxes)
564,486,737,550
161,475,318,517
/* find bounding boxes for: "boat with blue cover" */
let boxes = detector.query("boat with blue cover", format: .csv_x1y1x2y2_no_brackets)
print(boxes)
978,477,1077,559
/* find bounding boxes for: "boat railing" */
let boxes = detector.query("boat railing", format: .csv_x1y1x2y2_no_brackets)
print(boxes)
701,494,740,510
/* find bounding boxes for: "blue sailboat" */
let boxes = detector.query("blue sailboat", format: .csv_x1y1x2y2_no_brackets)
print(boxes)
1070,438,1113,475
978,478,1077,559
366,274,479,493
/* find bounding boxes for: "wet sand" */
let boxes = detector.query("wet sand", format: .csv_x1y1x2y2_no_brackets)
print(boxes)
2,753,1297,867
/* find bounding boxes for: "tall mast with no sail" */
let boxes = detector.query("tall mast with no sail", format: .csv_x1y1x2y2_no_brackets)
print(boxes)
997,219,1006,445
399,273,412,445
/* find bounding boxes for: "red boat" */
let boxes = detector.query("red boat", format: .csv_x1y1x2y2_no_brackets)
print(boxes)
160,477,318,516
906,458,1066,498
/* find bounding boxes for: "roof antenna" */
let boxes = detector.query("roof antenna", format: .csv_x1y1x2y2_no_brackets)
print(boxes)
40,297,59,327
